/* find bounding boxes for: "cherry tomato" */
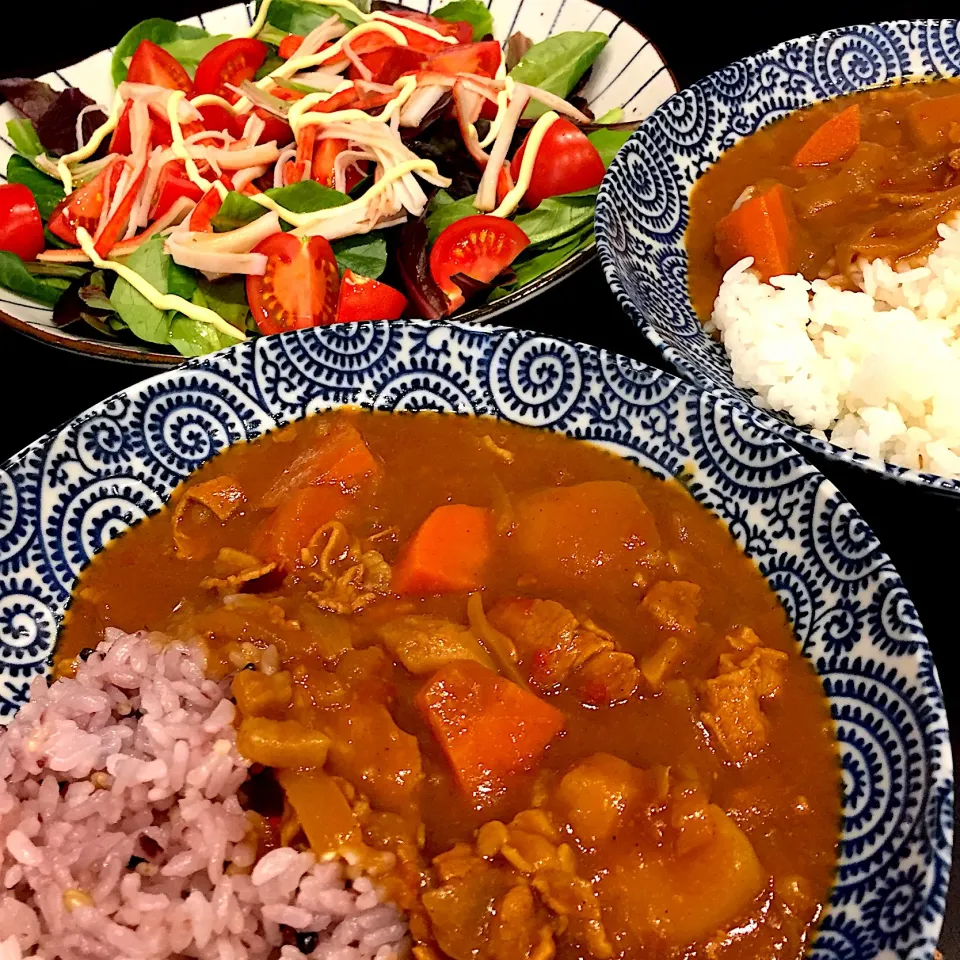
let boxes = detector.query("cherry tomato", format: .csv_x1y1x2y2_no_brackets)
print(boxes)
246,233,340,334
111,101,203,155
337,269,407,323
151,161,205,220
348,45,426,84
253,107,294,146
423,41,501,78
429,215,529,312
197,103,244,139
126,40,192,93
278,34,305,60
0,184,44,261
48,160,124,246
189,186,224,232
193,38,268,104
510,117,606,208
95,166,147,257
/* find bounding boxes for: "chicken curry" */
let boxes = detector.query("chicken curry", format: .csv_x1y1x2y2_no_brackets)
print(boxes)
58,410,840,960
687,79,960,317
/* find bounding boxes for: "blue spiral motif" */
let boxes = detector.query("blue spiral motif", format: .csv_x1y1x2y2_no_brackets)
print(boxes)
595,19,960,498
0,319,950,958
489,334,582,426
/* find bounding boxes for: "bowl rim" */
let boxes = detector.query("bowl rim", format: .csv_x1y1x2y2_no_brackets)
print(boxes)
595,17,960,495
0,318,953,954
0,0,678,367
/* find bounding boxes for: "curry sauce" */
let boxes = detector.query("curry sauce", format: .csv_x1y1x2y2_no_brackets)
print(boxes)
687,78,960,318
59,410,840,960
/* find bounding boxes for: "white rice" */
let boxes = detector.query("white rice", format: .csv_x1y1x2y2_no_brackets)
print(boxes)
710,218,960,475
0,630,408,960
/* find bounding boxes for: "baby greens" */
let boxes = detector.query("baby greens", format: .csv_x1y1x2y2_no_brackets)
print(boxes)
112,20,230,85
433,0,493,41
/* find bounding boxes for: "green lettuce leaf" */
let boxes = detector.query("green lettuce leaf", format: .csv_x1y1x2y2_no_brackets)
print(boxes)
158,33,232,77
508,32,608,119
191,275,251,330
490,224,594,300
425,190,478,243
257,0,368,36
169,314,242,356
6,118,44,162
331,233,387,278
109,235,198,344
512,189,596,247
588,126,634,168
212,181,349,232
0,251,69,306
595,107,623,124
433,0,493,40
6,154,64,220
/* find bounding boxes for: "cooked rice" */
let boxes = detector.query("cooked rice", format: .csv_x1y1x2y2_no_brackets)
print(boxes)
0,630,408,960
710,218,960,475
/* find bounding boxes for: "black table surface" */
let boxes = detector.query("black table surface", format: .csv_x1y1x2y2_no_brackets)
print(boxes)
2,2,956,954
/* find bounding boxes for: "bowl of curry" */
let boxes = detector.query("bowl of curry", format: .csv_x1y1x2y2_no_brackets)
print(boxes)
0,320,950,960
596,18,960,492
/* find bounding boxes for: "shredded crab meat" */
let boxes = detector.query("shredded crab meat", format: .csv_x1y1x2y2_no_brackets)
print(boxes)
477,85,531,211
298,15,350,58
74,103,107,151
342,37,374,82
333,148,376,194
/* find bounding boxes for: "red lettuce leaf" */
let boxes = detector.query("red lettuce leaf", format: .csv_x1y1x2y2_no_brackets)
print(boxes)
396,214,448,320
0,78,107,157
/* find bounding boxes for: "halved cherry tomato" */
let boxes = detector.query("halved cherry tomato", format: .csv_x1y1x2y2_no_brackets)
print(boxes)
510,117,605,208
253,107,294,146
429,215,529,312
95,165,147,257
127,39,192,92
349,45,427,84
193,38,268,104
109,102,133,154
189,186,224,232
337,270,407,323
0,184,44,261
151,161,205,220
278,34,306,60
197,103,244,138
48,160,124,246
423,41,501,79
246,233,340,334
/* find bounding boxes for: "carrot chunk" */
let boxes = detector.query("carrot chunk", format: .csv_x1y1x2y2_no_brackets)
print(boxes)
261,420,379,508
792,103,861,166
252,483,349,567
714,184,796,280
392,504,494,596
417,660,565,799
906,93,960,149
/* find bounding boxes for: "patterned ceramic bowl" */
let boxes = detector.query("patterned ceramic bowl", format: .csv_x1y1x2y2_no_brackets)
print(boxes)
0,0,676,365
0,319,952,957
595,19,960,495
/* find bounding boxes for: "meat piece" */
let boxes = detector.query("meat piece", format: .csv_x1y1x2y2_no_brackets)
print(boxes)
639,580,702,636
489,598,641,706
171,475,245,559
701,628,788,763
377,616,495,674
306,521,391,614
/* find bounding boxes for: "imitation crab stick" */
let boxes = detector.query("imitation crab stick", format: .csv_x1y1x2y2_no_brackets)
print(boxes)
416,660,565,799
792,103,861,166
392,504,494,595
714,184,797,280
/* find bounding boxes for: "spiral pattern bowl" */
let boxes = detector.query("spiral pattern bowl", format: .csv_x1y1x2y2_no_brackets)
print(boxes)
595,19,960,496
0,319,951,957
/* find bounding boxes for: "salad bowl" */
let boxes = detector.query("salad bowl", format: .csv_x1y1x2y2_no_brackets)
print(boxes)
0,317,952,958
595,18,960,496
0,0,676,365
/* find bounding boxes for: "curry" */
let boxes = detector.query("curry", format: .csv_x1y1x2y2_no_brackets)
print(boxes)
687,79,960,317
59,410,840,960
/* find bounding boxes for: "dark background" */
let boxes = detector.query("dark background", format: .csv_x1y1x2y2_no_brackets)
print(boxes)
1,2,955,954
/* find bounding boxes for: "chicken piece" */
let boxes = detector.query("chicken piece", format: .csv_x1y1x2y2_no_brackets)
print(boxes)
639,580,702,636
377,616,495,674
489,598,641,706
701,628,788,763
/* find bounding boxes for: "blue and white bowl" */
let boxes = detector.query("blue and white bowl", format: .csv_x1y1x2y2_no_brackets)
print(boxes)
595,19,960,495
0,320,951,958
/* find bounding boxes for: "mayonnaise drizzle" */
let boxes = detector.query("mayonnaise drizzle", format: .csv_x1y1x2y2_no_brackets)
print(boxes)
479,77,515,149
74,227,246,340
491,110,559,218
56,91,124,193
288,74,418,133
